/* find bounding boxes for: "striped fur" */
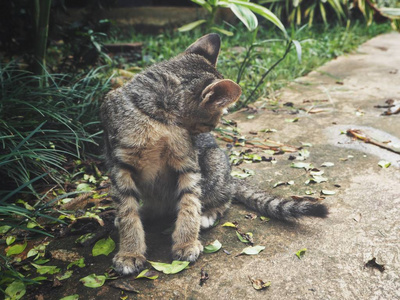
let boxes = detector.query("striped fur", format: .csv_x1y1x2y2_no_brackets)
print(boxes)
100,34,327,275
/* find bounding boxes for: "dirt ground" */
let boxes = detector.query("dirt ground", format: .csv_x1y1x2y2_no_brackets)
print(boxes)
23,32,400,300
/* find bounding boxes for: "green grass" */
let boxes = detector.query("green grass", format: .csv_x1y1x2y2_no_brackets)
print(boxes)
107,21,392,108
0,62,111,234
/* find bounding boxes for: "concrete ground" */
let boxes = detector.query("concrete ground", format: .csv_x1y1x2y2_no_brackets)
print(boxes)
134,32,400,300
41,32,400,300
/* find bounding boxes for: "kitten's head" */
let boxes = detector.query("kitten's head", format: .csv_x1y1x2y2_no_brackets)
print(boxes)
179,34,242,134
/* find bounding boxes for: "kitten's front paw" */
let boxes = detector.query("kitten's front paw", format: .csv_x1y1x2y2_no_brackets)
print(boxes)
113,252,146,275
172,240,203,262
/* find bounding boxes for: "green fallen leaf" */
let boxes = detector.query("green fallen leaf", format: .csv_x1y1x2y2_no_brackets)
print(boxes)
291,162,313,170
260,128,277,133
222,222,237,228
296,149,310,160
148,260,189,274
136,268,159,280
295,248,307,259
0,225,11,234
27,241,49,260
6,236,16,246
75,233,96,245
31,263,61,275
378,160,391,168
236,231,253,244
301,142,312,147
5,281,26,300
56,270,73,281
31,276,48,282
273,181,294,188
6,241,27,257
80,274,106,288
239,245,265,255
92,237,115,257
321,162,334,167
60,295,79,300
305,175,328,185
285,117,299,123
259,216,270,221
67,258,85,269
76,183,94,192
203,240,222,254
249,277,271,290
33,259,50,265
310,169,324,176
321,190,336,195
231,169,255,178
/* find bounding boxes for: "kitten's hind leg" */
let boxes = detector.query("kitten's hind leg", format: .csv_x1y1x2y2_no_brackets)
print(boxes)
111,166,146,275
200,203,230,229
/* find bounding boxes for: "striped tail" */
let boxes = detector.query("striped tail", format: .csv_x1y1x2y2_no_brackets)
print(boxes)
232,178,328,221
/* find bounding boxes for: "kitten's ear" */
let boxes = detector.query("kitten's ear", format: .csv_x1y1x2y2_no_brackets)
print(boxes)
201,79,242,109
185,33,221,66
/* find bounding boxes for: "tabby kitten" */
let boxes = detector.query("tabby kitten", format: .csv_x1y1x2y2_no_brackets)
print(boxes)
100,34,328,275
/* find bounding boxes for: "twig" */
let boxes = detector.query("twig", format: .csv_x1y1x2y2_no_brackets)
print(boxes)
346,129,400,155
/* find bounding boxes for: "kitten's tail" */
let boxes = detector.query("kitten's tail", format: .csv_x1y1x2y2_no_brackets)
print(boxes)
232,178,328,221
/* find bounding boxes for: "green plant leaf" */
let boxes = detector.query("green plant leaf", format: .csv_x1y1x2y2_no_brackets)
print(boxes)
191,0,213,12
292,40,302,63
295,248,307,259
148,260,190,274
224,0,287,38
136,268,159,280
80,274,106,288
5,281,26,300
380,7,400,17
240,245,265,255
203,240,222,253
230,4,258,31
60,295,79,300
6,241,27,256
210,27,234,36
178,19,207,32
92,237,115,257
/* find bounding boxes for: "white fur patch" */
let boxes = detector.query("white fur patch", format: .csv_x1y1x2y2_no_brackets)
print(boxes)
200,215,217,229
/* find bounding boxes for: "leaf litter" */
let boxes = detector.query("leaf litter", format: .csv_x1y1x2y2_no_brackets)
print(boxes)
249,277,271,291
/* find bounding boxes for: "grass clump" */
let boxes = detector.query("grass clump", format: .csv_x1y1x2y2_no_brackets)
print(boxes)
108,21,391,107
0,62,111,232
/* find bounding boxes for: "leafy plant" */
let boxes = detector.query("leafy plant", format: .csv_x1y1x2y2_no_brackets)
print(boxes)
260,0,400,28
179,0,287,37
